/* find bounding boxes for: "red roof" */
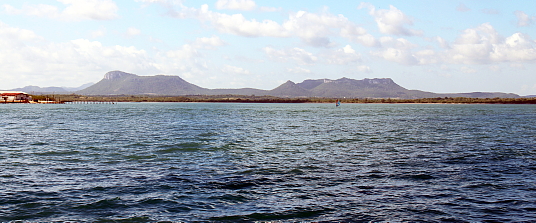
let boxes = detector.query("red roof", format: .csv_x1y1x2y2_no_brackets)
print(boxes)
1,93,24,96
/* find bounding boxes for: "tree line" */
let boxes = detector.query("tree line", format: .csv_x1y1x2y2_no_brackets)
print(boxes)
34,94,536,104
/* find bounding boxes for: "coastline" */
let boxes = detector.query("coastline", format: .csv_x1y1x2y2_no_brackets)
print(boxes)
14,94,536,104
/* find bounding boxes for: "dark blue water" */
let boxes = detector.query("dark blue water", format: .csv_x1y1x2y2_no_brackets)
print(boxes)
1,103,535,222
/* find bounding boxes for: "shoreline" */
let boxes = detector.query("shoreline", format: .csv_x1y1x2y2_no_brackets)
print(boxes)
7,101,536,105
15,94,536,104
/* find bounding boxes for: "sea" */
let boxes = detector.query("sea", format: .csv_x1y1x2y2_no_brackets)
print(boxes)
0,102,535,222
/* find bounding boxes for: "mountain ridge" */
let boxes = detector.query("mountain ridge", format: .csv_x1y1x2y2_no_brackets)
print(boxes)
77,71,520,99
8,70,522,99
8,83,94,93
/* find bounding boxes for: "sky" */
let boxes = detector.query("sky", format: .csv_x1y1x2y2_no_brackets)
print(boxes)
1,0,536,95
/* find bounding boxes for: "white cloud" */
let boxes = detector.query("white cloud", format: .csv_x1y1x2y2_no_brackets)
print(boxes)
370,37,423,65
191,4,288,38
514,10,535,27
446,23,536,64
156,36,227,77
136,0,183,4
460,66,476,73
379,37,417,49
489,65,501,72
216,0,256,11
259,6,281,12
174,4,371,48
371,48,418,65
287,67,311,74
350,34,378,47
192,36,226,49
68,39,152,71
153,37,228,77
60,0,118,20
342,45,356,54
359,3,422,36
91,28,106,38
414,49,438,65
264,45,362,66
165,44,200,59
322,45,362,65
221,65,251,75
0,25,156,88
0,21,42,42
3,0,119,21
371,23,536,66
126,27,141,37
263,47,318,65
282,10,359,47
356,65,372,73
455,23,502,45
436,36,450,49
164,36,225,60
456,3,471,12
491,33,536,62
3,3,59,18
0,21,229,88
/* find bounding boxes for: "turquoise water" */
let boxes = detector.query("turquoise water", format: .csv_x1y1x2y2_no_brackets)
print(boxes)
1,103,535,222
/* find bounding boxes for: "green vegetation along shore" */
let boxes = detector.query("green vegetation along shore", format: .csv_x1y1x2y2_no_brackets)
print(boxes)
33,94,536,104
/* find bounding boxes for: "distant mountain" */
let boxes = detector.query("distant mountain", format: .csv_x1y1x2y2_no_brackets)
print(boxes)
9,83,94,93
11,86,68,93
444,92,520,98
283,77,519,99
210,88,268,96
290,77,440,98
308,78,407,98
78,71,208,95
75,70,520,99
269,80,311,97
63,83,95,92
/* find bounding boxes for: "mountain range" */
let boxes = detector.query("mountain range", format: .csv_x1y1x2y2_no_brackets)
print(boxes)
74,71,519,99
9,83,94,93
5,70,521,99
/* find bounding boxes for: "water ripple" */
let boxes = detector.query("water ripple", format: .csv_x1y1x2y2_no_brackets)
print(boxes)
1,103,535,222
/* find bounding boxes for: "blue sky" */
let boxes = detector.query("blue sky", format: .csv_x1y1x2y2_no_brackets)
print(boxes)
1,0,536,95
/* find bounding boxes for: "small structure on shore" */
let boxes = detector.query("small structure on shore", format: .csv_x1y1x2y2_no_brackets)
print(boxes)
0,91,32,103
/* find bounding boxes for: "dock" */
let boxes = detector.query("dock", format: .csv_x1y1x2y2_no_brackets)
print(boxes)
64,101,115,104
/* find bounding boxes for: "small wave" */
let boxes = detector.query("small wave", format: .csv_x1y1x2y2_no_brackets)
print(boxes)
332,138,363,143
75,197,128,210
209,194,249,204
403,173,435,180
35,150,81,156
139,197,182,207
3,103,536,222
209,180,258,190
462,182,505,189
198,132,219,137
124,143,150,148
210,207,334,222
123,154,157,161
365,173,387,179
156,142,206,153
94,216,153,222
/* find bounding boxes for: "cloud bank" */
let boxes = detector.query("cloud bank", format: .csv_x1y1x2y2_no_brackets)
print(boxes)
3,0,119,21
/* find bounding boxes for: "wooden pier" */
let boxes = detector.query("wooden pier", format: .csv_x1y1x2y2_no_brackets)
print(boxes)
64,101,115,104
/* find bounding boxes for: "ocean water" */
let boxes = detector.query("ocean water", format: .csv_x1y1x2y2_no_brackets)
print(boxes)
0,103,535,222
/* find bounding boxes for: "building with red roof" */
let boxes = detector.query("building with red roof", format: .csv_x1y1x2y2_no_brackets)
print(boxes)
0,91,32,103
